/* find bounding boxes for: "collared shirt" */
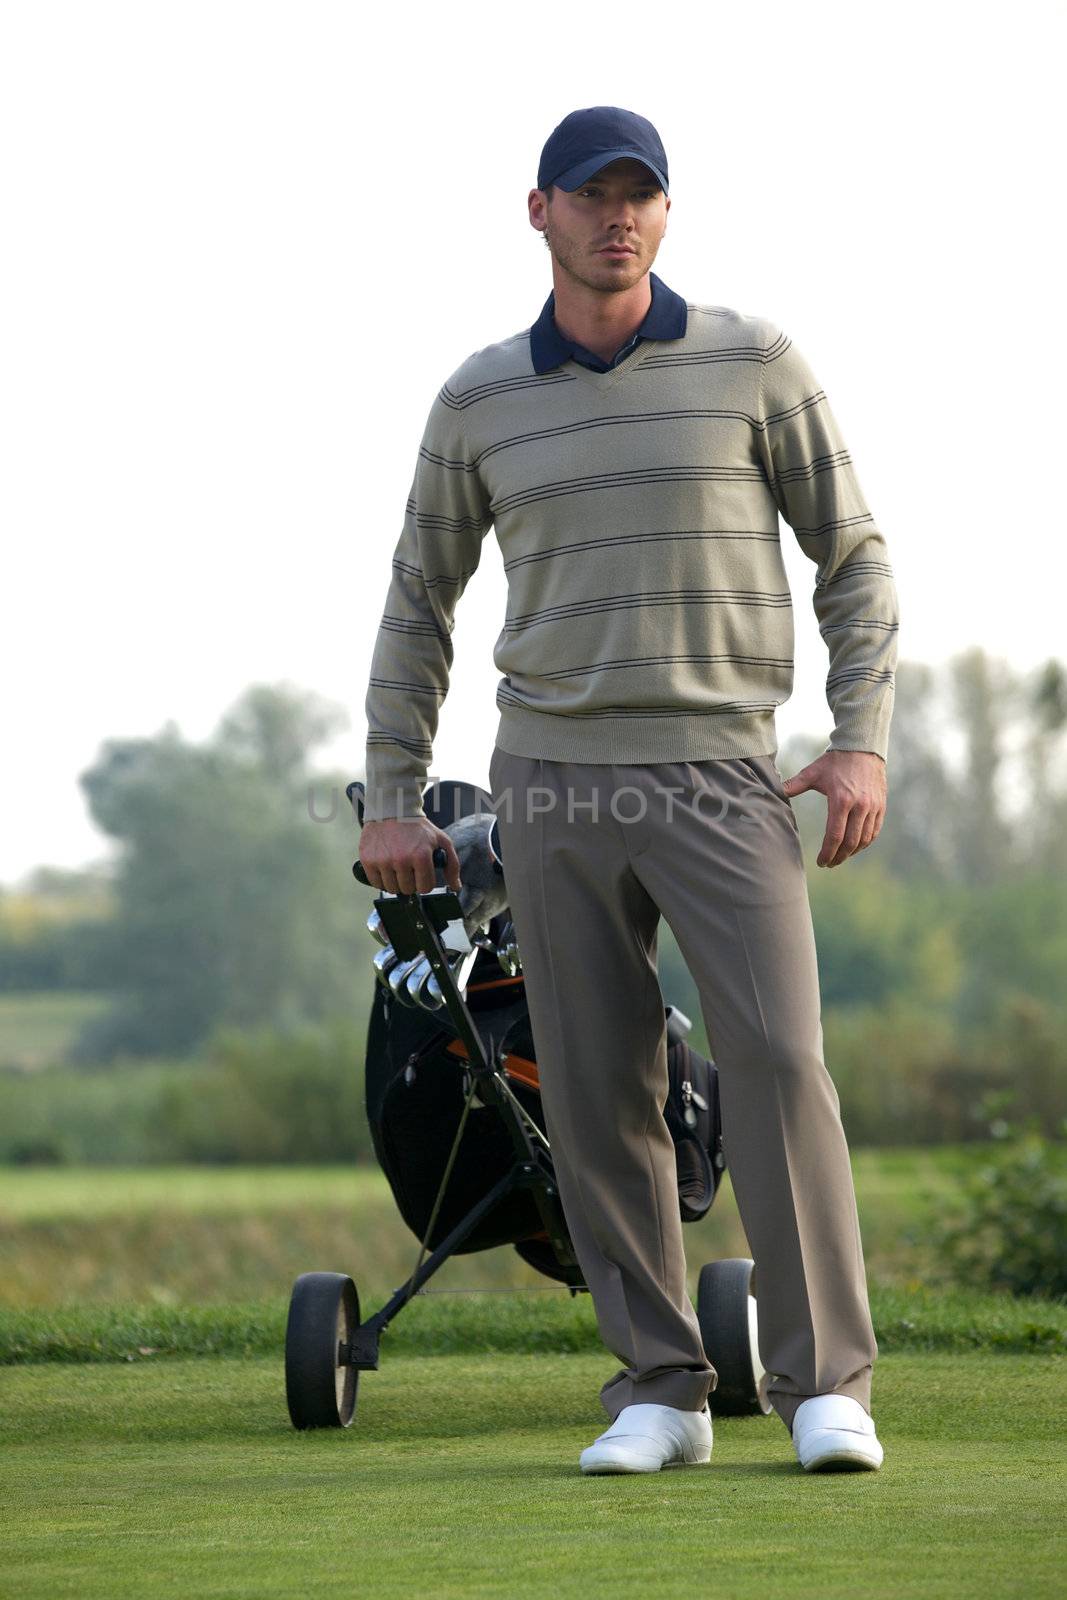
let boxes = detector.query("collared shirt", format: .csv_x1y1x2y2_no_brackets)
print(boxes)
529,270,688,374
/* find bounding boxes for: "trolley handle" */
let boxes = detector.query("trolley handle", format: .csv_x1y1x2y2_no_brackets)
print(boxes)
353,846,449,892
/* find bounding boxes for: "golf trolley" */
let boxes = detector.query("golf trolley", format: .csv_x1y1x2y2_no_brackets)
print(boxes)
283,776,772,1430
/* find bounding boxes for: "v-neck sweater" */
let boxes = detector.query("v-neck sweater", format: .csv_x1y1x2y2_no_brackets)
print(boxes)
362,301,899,821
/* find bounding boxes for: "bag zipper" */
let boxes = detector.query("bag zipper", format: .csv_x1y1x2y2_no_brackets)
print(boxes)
681,1078,709,1128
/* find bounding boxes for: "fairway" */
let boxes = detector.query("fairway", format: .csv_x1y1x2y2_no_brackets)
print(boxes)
3,1158,1064,1596
2,1350,1064,1599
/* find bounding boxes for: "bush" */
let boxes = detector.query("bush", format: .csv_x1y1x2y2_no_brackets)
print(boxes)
0,1058,199,1165
0,1016,374,1166
157,1018,374,1164
929,1093,1067,1300
825,993,1067,1147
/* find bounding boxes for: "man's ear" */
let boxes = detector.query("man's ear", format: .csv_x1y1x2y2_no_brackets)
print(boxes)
528,188,549,232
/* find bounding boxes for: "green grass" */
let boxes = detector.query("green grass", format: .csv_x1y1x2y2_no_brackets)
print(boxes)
0,990,109,1069
2,1161,1063,1596
0,1164,385,1219
2,1350,1064,1599
0,1147,990,1220
1,1280,1065,1367
0,1149,1022,1310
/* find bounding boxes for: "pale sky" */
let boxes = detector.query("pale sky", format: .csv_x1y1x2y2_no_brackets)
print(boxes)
3,0,1064,883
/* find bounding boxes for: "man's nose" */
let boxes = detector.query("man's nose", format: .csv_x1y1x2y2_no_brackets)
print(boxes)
606,206,637,231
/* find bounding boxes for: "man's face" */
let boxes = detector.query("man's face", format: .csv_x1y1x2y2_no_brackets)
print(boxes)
530,157,670,292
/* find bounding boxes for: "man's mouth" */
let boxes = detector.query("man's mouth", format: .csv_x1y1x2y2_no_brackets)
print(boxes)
599,245,636,256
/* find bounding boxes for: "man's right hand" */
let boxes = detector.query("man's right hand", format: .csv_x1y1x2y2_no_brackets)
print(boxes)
358,817,463,896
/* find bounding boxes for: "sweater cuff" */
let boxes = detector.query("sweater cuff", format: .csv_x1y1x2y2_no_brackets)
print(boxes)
822,743,887,765
360,781,427,823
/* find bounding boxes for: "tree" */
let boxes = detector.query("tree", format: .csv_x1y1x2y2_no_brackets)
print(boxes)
75,684,361,1059
1021,659,1067,876
950,647,1015,884
786,648,1067,887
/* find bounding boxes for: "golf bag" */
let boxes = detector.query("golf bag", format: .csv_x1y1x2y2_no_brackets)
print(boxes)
362,778,727,1283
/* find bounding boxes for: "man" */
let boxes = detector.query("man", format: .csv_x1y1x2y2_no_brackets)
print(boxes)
359,105,897,1476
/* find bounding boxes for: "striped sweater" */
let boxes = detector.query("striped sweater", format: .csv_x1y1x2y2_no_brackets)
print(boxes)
362,287,899,821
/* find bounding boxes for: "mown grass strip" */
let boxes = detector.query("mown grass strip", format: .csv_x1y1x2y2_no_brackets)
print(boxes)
3,1352,1065,1600
0,1145,1011,1219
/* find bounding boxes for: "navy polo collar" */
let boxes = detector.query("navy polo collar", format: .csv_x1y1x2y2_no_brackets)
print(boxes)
529,270,688,375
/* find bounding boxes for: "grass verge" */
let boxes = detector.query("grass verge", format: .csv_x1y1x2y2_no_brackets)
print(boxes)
0,1149,1042,1308
1,1280,1064,1365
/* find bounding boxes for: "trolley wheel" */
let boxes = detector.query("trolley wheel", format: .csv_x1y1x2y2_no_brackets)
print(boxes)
696,1257,772,1418
285,1271,360,1429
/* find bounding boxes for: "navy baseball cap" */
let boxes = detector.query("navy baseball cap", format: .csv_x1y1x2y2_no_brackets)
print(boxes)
537,105,669,196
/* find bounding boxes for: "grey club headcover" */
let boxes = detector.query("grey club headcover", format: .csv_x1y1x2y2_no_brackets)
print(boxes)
446,811,509,938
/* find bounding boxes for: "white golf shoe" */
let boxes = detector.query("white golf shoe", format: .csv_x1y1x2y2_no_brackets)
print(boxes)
791,1394,884,1471
579,1402,713,1474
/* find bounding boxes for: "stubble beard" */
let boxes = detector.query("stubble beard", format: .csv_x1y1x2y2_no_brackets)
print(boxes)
542,222,646,296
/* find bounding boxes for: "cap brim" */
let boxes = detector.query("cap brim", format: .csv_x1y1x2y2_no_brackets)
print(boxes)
550,149,668,195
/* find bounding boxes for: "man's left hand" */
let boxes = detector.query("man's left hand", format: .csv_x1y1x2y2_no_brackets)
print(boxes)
781,750,887,869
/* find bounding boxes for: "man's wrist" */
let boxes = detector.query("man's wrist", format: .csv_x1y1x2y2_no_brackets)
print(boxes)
823,743,887,765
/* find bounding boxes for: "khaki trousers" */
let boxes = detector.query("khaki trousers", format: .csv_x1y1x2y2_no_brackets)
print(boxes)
487,747,877,1435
